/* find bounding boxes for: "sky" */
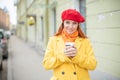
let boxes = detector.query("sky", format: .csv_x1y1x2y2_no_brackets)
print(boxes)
0,0,17,25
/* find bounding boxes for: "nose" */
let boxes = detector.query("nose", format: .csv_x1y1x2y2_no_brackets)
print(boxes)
69,23,73,28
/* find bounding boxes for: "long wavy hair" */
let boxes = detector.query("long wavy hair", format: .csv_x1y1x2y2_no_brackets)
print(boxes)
54,23,87,38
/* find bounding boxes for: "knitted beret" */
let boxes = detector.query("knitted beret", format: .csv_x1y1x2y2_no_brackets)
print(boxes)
61,9,85,23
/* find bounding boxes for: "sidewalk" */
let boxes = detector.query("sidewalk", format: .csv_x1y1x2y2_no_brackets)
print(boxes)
7,36,120,80
7,36,52,80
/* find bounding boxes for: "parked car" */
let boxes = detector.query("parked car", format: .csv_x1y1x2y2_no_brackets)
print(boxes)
4,30,11,40
0,29,8,59
0,43,3,70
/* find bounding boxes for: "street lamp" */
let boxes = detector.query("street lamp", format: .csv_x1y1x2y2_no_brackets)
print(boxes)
26,14,36,26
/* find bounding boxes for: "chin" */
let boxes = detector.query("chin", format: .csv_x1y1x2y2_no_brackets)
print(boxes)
66,30,75,34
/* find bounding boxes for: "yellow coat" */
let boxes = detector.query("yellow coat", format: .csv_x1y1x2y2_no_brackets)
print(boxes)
43,36,97,80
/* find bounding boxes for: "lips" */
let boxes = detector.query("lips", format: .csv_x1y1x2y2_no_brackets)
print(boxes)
67,31,74,34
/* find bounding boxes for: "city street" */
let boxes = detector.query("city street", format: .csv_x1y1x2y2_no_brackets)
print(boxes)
0,0,120,80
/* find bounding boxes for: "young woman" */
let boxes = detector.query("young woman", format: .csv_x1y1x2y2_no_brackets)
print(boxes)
43,9,97,80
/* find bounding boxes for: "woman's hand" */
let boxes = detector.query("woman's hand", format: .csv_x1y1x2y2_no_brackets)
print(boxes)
64,45,77,57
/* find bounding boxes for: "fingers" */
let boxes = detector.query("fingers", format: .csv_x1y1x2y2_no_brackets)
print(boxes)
65,53,76,57
64,49,76,54
64,46,77,57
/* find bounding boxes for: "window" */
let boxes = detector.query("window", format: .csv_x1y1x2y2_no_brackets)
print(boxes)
0,32,4,39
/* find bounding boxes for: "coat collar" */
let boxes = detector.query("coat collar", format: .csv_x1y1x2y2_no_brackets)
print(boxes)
56,35,83,50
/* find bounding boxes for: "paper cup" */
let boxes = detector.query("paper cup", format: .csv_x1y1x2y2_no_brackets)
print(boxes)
65,42,74,47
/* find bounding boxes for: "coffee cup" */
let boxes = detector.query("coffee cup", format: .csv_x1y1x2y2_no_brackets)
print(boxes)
65,42,74,47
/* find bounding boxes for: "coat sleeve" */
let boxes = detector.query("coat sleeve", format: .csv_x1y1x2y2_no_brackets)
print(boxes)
42,37,70,70
71,39,97,70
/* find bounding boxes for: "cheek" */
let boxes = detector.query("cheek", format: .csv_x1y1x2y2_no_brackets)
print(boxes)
72,26,78,31
64,26,69,30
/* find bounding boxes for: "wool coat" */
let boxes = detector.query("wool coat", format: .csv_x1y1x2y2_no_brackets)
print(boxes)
43,35,97,80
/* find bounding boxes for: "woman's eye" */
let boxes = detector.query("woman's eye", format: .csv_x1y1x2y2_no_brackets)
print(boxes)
65,21,70,24
73,22,77,25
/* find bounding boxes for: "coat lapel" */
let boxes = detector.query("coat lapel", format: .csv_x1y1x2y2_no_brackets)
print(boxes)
56,36,65,51
74,37,82,50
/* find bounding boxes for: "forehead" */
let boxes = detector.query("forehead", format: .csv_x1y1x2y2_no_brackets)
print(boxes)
64,20,78,23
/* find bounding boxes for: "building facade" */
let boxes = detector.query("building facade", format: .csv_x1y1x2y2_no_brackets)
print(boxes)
0,8,10,30
86,0,120,78
15,0,120,78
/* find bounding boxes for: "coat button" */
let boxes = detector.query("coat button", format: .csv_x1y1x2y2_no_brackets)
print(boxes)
73,72,76,75
61,71,65,75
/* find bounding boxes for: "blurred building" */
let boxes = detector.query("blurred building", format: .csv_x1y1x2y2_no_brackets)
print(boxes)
0,7,10,30
14,0,120,79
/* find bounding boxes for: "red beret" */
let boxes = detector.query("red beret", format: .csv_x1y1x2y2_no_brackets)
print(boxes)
61,9,85,23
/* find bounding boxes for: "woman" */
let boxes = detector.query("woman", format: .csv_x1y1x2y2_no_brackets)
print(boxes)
43,9,97,80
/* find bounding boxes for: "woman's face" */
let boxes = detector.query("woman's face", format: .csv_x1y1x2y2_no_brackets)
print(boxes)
63,20,79,34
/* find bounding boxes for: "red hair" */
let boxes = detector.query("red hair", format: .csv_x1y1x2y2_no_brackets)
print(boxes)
54,23,87,38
